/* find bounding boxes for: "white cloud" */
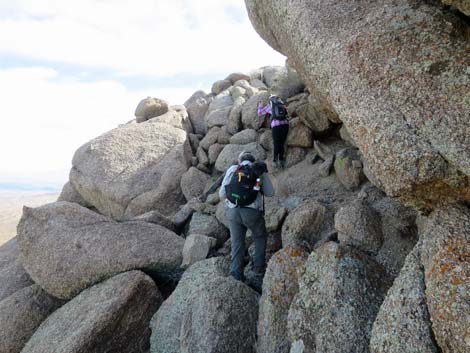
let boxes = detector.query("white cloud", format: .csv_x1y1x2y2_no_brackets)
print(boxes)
0,1,286,190
0,0,285,77
0,67,196,188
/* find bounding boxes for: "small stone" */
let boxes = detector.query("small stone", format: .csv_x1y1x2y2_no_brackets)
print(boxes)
318,155,335,177
314,140,334,160
182,234,217,268
335,199,383,255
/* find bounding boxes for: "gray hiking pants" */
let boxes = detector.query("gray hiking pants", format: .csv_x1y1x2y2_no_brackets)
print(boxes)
227,207,267,281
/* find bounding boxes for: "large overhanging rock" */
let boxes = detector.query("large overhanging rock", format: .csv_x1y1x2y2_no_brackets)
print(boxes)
150,257,259,353
70,121,191,220
0,285,64,353
420,204,470,353
245,0,470,208
21,271,161,353
17,202,184,299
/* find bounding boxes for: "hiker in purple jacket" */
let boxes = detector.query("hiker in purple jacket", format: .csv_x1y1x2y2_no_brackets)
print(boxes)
257,95,290,168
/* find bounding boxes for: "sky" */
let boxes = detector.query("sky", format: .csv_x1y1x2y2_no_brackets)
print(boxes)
0,0,285,191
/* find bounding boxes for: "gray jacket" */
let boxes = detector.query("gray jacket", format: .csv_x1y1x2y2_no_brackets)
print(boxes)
219,161,275,210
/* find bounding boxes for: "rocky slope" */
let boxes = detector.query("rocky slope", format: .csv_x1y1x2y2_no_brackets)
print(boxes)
0,2,469,352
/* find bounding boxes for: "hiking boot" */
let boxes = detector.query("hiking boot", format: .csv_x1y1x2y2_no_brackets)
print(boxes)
280,160,286,169
253,265,266,274
273,160,280,169
245,267,265,293
230,272,245,283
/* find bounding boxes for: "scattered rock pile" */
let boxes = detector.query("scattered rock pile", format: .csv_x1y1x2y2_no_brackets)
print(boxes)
1,63,425,353
1,1,469,349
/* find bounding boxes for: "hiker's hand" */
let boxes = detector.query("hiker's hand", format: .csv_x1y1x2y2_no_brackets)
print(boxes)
258,161,268,174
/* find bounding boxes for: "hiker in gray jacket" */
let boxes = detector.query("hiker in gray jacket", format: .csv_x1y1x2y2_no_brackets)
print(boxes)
219,151,275,282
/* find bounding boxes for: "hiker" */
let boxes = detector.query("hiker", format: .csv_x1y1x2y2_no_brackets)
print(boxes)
219,151,275,282
258,95,290,168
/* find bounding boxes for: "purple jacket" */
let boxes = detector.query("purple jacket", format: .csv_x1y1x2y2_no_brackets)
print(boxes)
257,104,289,128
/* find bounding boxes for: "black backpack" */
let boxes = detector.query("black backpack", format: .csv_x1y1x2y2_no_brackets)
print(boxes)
270,96,288,120
225,163,260,207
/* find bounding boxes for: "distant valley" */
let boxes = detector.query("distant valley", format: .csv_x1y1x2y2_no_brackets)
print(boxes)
0,191,59,245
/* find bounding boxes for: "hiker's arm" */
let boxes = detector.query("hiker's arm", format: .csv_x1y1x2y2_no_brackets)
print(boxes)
218,169,233,199
257,102,271,116
261,173,275,197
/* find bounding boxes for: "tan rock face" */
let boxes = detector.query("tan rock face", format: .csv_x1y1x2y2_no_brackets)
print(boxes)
245,0,470,208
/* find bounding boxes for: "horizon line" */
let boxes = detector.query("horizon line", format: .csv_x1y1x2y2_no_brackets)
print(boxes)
0,183,61,193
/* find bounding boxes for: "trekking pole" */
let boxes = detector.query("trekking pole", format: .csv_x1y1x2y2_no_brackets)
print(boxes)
256,101,261,154
198,174,224,203
262,194,265,216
